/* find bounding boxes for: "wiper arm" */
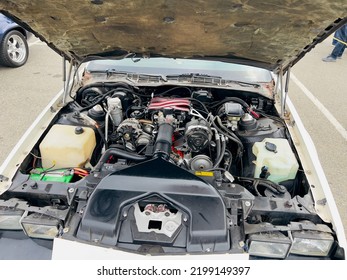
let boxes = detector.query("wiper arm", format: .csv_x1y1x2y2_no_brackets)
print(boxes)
105,69,130,77
105,69,167,81
166,73,260,88
225,80,261,88
167,73,223,79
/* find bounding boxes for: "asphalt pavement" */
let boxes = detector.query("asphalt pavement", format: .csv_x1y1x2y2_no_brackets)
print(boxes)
290,37,347,239
0,36,346,239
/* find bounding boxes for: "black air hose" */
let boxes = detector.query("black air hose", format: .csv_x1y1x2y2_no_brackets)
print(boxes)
153,123,174,160
93,148,147,172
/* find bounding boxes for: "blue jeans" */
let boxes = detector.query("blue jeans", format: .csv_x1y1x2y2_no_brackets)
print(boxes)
331,24,347,58
331,42,346,59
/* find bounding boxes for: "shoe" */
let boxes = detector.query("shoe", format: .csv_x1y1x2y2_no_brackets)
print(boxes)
322,55,337,62
337,56,342,59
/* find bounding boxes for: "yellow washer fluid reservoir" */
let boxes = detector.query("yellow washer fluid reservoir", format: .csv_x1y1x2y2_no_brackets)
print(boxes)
39,124,96,169
252,138,299,183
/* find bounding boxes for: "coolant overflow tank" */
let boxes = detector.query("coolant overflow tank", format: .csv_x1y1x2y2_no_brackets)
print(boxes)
252,138,299,183
39,124,96,169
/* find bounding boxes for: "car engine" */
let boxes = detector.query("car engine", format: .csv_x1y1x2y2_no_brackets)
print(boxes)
0,81,342,259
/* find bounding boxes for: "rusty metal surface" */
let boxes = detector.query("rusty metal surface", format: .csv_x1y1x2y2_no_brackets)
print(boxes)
0,0,346,71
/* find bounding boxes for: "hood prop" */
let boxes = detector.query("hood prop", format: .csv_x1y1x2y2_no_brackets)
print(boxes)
276,65,292,117
62,58,74,105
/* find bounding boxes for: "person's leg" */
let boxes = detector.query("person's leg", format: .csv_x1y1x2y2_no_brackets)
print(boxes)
337,45,346,58
323,42,345,61
331,42,345,58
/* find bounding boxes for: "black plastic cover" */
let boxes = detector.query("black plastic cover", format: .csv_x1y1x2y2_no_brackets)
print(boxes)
77,158,230,253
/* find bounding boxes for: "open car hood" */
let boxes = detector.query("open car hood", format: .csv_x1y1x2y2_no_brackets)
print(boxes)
1,0,346,72
1,1,347,262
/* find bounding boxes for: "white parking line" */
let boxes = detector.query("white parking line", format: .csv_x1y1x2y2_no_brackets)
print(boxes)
291,73,347,141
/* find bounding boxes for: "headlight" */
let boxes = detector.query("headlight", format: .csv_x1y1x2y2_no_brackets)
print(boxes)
248,232,291,259
290,230,334,256
0,207,24,230
21,213,61,239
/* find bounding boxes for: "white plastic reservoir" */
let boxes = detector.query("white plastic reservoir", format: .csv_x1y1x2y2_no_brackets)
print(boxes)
39,124,96,169
252,138,299,183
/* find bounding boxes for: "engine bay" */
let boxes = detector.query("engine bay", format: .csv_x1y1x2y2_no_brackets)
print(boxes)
0,77,342,259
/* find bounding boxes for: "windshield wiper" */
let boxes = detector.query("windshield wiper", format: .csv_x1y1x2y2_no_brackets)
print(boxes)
104,69,167,81
166,73,260,88
105,69,128,77
226,80,261,88
166,73,223,79
89,69,260,88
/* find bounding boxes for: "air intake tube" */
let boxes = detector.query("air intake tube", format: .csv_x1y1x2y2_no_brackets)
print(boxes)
153,123,174,160
93,148,147,172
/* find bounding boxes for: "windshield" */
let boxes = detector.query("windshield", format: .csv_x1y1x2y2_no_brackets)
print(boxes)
85,58,273,83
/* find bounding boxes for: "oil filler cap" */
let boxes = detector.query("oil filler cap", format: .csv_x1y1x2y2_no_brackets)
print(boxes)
75,126,84,135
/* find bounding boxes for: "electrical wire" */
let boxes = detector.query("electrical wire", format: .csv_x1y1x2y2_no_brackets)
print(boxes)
213,135,226,168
